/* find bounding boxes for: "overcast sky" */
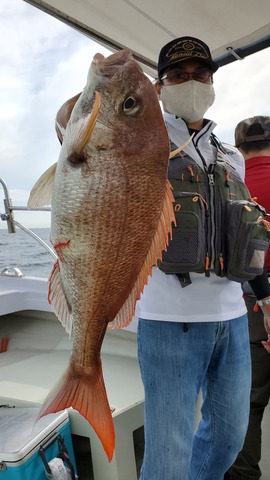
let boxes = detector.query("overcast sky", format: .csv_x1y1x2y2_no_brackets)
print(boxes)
1,0,270,229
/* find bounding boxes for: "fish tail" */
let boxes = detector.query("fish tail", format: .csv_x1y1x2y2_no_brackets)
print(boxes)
38,362,115,461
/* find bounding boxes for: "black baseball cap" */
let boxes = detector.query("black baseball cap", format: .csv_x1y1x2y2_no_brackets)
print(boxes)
235,116,270,146
158,36,219,79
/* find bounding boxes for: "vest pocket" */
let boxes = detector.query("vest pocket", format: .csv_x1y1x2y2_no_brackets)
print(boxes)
159,192,207,274
225,200,270,282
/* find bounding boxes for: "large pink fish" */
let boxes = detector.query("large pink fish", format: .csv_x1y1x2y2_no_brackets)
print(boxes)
28,49,175,461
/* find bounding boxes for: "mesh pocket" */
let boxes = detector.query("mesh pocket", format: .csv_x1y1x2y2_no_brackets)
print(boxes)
159,192,207,274
162,223,199,265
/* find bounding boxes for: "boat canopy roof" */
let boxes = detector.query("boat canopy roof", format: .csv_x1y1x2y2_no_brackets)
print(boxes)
24,0,270,76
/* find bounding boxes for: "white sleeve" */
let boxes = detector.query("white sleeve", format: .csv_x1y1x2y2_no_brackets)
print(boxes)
222,143,245,181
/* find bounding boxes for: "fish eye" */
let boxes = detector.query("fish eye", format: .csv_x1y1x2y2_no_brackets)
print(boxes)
122,96,140,115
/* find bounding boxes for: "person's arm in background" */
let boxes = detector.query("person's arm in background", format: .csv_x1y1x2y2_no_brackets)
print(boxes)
249,269,270,352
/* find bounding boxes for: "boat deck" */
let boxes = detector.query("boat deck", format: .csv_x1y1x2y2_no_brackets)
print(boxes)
0,310,143,480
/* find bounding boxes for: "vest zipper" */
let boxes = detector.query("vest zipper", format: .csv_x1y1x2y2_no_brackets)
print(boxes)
208,167,216,269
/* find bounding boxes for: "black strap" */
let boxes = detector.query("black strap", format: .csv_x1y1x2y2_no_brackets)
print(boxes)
58,435,77,480
210,133,228,154
175,273,192,288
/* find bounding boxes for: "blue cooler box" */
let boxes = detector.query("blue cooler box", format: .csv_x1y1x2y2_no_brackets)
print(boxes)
0,407,77,479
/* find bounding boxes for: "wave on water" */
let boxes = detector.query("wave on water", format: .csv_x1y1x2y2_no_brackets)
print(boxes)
0,227,54,278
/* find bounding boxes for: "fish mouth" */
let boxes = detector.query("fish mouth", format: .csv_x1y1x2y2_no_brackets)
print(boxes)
92,49,138,79
93,49,134,68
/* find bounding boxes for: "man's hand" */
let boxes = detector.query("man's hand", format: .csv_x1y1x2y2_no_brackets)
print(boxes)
262,333,270,353
260,302,270,352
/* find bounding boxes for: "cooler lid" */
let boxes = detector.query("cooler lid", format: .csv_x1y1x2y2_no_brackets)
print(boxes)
0,407,69,463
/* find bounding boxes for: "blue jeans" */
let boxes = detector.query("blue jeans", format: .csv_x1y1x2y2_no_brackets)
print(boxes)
137,316,251,480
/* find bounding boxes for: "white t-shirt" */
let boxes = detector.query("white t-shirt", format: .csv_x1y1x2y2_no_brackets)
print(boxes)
135,116,247,323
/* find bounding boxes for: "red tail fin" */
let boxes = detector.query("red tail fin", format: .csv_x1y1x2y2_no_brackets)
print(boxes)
39,363,115,461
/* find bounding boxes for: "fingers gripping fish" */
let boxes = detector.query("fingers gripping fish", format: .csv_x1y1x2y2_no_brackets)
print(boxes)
28,49,175,461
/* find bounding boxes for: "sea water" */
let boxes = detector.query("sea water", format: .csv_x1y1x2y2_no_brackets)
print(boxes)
0,227,53,278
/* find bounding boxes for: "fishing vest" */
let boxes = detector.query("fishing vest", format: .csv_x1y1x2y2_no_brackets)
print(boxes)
158,138,270,283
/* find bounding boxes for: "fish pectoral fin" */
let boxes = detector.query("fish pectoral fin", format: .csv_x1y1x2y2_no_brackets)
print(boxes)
109,179,175,330
65,90,101,161
55,121,66,142
48,261,73,337
38,363,115,462
27,163,57,208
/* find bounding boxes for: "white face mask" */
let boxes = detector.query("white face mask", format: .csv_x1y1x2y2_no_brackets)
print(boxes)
160,80,215,123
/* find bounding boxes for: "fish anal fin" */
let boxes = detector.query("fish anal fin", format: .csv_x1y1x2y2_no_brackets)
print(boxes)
109,179,175,329
39,363,115,462
27,163,57,208
48,260,73,337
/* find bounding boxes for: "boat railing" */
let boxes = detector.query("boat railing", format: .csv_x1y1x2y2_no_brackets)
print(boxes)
0,177,57,261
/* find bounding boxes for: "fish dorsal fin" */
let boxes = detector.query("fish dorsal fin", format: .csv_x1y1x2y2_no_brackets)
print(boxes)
108,179,175,330
48,261,73,337
27,163,57,208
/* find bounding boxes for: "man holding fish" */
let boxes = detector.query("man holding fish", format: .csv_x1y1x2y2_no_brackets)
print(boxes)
135,37,270,480
29,36,270,480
